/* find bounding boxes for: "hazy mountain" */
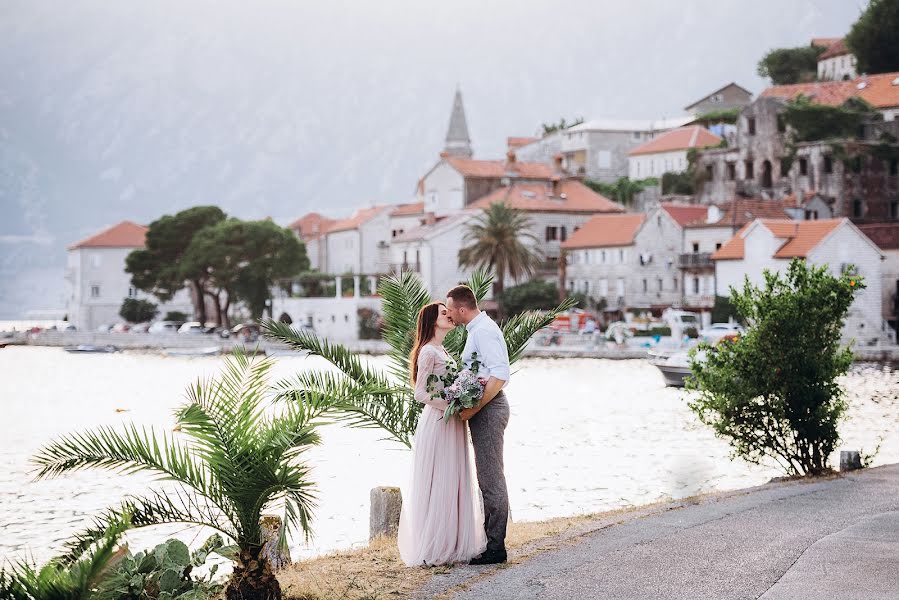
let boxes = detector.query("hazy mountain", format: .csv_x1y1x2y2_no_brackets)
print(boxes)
0,0,860,318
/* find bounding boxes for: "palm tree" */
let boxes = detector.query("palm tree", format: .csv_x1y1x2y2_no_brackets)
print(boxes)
458,203,543,300
262,270,575,448
31,351,329,600
0,517,129,600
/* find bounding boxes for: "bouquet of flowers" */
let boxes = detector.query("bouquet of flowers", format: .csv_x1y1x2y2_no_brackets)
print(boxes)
427,352,487,421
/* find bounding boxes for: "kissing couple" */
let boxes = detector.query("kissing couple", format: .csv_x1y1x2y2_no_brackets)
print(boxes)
397,284,511,567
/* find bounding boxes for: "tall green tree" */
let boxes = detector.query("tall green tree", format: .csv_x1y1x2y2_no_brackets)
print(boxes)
846,0,899,75
262,270,576,448
181,219,308,326
498,280,561,317
757,45,826,84
458,203,542,300
687,260,864,476
125,206,226,324
31,351,327,600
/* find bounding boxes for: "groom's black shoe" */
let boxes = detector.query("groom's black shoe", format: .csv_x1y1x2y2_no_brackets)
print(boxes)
469,549,507,565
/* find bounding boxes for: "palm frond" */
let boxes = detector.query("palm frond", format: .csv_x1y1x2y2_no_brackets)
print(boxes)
502,295,578,363
377,271,432,383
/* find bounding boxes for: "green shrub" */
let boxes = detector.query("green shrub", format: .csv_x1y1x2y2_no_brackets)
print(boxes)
687,259,864,476
163,311,188,323
498,280,560,317
120,299,159,324
632,327,672,337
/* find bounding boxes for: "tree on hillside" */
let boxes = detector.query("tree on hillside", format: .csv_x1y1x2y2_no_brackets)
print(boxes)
539,117,584,136
119,298,158,323
125,206,226,324
458,203,542,302
584,176,657,206
846,0,899,75
687,259,864,476
757,45,826,85
182,219,308,327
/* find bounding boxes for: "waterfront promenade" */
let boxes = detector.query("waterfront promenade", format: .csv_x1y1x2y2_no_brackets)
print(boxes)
420,463,899,599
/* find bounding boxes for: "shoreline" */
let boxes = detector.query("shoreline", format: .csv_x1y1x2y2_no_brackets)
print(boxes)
7,332,899,362
276,469,855,600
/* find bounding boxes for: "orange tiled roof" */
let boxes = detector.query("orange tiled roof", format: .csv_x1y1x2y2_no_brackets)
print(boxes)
560,214,646,249
507,136,539,149
660,203,708,227
327,206,387,234
818,38,850,60
288,212,334,239
68,221,147,250
711,218,844,260
628,126,722,156
446,156,554,179
760,71,899,109
389,202,425,217
468,181,625,214
811,37,841,49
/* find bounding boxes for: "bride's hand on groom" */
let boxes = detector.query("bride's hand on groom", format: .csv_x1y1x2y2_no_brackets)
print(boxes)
459,406,479,421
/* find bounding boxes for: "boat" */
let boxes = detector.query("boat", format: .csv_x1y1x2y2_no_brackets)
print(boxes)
63,344,119,354
649,349,705,387
163,346,221,357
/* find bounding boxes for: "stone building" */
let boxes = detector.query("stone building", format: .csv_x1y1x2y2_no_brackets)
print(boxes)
683,82,753,117
856,222,899,331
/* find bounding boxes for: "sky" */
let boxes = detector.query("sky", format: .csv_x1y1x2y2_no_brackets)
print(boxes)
0,0,866,317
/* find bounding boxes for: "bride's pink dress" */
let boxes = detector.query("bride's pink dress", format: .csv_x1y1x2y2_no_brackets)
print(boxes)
397,344,487,566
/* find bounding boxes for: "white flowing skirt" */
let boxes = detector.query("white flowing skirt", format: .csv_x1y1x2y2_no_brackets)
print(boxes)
397,406,487,566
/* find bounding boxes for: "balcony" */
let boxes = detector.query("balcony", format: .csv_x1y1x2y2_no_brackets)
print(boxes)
677,253,713,269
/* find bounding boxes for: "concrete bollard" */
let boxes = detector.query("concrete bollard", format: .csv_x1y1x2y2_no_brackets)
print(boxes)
370,486,403,541
840,450,862,472
260,514,292,570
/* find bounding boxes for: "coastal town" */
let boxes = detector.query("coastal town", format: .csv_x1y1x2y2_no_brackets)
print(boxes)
3,3,899,600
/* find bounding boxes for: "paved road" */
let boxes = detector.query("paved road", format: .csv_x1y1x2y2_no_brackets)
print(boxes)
420,464,899,600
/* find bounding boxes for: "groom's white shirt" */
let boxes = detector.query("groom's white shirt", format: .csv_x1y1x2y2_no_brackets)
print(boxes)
462,312,510,388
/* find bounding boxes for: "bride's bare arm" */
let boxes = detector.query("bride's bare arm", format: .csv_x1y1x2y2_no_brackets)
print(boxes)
414,348,449,411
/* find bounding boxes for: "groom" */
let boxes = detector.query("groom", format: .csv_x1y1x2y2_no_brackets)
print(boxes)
445,285,510,565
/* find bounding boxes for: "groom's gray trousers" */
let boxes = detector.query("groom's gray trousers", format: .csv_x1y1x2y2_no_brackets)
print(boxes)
468,390,510,553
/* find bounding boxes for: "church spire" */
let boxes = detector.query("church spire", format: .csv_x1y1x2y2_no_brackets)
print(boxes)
444,87,473,158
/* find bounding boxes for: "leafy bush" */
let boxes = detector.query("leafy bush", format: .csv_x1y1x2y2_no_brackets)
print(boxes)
782,95,878,143
120,299,159,324
163,311,189,323
498,280,560,317
661,171,694,195
687,259,864,476
757,45,825,85
97,536,224,600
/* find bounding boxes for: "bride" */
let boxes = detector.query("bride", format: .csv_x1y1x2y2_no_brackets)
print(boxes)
397,301,486,566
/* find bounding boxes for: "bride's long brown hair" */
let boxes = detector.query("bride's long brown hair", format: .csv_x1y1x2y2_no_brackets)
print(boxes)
409,302,443,385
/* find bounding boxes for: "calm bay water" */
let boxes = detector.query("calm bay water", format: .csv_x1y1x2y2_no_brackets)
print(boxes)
1,346,897,564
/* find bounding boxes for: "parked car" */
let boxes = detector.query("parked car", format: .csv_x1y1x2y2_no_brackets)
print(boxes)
63,324,77,332
111,322,131,333
129,322,151,334
148,321,179,334
178,322,216,334
699,322,745,344
96,324,113,333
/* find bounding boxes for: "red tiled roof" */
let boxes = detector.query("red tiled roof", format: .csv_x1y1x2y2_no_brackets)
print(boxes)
818,38,850,60
288,213,334,239
720,198,792,225
507,136,539,149
327,206,387,234
446,156,554,179
560,214,646,249
811,37,841,49
390,202,425,217
857,222,899,250
711,218,844,260
660,203,708,227
628,126,722,156
760,71,899,109
68,221,147,250
468,181,625,214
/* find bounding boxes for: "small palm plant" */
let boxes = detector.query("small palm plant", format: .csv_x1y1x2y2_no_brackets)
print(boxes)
262,269,575,448
31,351,329,600
0,516,129,600
458,202,543,299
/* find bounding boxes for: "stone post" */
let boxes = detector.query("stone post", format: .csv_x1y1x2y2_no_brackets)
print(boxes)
840,450,862,471
335,276,342,299
353,275,361,298
370,486,402,540
368,276,378,297
260,514,292,570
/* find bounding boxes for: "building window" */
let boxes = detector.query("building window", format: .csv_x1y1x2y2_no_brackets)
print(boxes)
780,158,791,177
673,278,678,291
619,249,625,262
560,226,567,242
805,209,819,220
727,163,736,180
745,160,754,179
545,226,558,241
600,250,606,263
853,198,864,218
90,255,101,269
90,285,100,298
692,242,700,253
824,155,833,174
657,278,663,292
776,114,786,133
632,131,641,141
851,156,863,173
891,200,898,219
747,117,756,135
599,279,609,297
616,278,625,297
128,286,137,298
715,242,722,250
693,277,700,294
642,279,648,293
799,158,808,176
890,158,898,176
706,165,714,180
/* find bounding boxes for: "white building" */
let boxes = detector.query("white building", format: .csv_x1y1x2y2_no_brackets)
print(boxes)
628,126,722,180
712,218,891,345
816,39,857,82
288,212,334,271
320,206,393,275
857,223,899,332
65,221,193,331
